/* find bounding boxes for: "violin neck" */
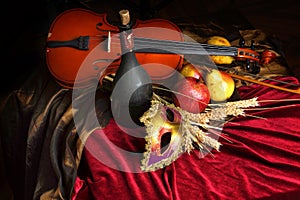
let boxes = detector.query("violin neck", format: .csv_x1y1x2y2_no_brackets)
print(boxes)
134,37,238,56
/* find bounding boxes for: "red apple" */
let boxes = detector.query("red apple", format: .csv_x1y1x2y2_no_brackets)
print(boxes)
172,77,210,113
179,63,204,82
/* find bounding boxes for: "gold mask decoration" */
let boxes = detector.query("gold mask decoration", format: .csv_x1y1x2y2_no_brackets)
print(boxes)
140,94,259,172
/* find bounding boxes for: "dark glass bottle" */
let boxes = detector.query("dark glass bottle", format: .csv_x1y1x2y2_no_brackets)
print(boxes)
110,10,153,128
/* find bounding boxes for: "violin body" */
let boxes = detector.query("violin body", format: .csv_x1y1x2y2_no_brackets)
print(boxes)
46,8,184,88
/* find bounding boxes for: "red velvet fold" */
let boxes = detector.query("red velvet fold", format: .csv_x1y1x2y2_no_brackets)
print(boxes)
73,76,300,200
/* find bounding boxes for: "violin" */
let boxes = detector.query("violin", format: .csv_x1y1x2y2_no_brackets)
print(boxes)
46,8,259,89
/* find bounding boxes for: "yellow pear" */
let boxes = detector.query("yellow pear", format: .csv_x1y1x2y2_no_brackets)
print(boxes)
205,69,235,102
207,36,234,65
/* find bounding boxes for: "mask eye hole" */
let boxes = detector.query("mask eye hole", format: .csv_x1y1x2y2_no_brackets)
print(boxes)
160,132,171,154
166,108,174,122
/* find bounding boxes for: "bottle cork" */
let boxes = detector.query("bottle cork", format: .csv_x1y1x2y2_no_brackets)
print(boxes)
119,9,130,26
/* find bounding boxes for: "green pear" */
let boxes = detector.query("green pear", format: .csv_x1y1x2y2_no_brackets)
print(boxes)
206,69,235,102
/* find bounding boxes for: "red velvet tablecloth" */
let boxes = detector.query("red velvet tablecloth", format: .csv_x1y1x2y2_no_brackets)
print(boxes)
72,76,300,200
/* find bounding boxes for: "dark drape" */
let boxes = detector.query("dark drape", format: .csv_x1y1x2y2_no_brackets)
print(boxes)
0,68,112,200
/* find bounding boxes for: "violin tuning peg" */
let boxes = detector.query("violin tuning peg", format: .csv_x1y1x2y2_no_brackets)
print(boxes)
251,62,260,74
245,61,260,74
239,38,245,47
250,40,255,50
245,59,251,71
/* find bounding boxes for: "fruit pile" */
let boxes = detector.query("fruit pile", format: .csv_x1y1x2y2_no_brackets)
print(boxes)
172,36,236,114
139,36,262,172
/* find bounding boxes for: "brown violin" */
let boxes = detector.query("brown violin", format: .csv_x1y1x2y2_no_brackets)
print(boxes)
46,8,260,89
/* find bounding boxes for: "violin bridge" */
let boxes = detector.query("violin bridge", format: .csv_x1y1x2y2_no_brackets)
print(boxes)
107,31,111,53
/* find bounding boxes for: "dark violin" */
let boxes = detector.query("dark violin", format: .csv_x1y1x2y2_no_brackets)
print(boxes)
46,8,260,88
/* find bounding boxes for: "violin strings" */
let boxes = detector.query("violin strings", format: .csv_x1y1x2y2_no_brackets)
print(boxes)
83,35,299,88
88,34,238,55
92,39,237,52
134,43,236,56
135,37,237,50
90,34,236,50
134,37,238,56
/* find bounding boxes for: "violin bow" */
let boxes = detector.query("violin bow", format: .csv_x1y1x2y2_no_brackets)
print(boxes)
229,40,300,94
217,61,300,94
228,73,300,94
186,53,300,94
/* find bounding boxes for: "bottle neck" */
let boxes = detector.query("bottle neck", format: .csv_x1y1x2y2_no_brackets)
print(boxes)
119,22,134,53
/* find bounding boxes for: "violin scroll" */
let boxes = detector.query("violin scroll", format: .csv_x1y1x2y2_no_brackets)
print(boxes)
235,38,280,74
260,49,278,65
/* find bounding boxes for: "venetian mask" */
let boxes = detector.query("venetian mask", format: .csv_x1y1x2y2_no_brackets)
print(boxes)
140,103,188,171
139,96,259,172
